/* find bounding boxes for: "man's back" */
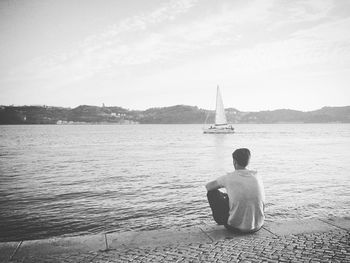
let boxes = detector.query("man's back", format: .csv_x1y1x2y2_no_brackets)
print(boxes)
217,169,265,231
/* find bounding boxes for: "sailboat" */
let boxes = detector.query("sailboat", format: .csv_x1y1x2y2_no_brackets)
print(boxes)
203,86,235,134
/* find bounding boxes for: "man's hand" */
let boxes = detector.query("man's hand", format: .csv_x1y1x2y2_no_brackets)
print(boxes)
205,180,221,191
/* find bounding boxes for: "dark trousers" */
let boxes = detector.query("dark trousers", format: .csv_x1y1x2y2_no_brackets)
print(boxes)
207,190,261,233
207,190,229,225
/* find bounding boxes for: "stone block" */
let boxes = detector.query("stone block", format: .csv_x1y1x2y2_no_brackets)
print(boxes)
14,234,106,259
199,224,274,241
322,217,350,231
108,227,212,249
0,241,18,262
263,219,338,236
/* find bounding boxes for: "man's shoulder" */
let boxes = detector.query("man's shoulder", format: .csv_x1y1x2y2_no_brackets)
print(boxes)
217,172,236,182
215,173,231,184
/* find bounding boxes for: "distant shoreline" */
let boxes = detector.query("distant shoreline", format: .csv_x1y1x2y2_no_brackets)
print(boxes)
1,122,349,125
1,104,349,124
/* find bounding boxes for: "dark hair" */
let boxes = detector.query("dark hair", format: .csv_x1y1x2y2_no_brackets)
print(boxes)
232,148,251,167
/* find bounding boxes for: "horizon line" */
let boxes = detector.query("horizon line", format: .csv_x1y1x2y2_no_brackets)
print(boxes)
1,103,349,113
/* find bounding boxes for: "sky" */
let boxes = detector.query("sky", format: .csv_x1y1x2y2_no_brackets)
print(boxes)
0,0,350,111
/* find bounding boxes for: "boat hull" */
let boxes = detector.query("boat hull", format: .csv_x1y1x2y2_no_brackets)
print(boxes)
203,128,235,134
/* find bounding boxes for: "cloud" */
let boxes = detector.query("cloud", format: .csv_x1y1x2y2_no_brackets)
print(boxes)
3,0,198,84
3,0,350,93
83,0,197,45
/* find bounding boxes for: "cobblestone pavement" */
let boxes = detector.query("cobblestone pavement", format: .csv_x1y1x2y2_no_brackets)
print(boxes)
15,229,349,263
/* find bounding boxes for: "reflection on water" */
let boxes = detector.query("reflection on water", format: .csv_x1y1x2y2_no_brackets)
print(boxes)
0,124,350,241
213,135,230,171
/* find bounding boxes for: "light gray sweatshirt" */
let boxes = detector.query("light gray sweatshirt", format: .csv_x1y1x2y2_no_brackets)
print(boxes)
217,169,265,231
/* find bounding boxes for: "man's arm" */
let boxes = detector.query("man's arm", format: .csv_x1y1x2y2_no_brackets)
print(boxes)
205,180,222,191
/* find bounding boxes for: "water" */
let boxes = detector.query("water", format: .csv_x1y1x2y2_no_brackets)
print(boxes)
0,124,349,242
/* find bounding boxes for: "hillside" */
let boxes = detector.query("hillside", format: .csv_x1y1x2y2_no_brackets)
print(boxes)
0,105,349,124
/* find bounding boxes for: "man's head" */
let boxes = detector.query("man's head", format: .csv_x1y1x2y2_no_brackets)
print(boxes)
232,148,251,169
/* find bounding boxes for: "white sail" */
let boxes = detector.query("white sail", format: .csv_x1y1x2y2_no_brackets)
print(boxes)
215,86,227,125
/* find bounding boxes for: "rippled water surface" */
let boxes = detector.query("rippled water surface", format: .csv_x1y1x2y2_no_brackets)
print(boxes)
1,124,350,241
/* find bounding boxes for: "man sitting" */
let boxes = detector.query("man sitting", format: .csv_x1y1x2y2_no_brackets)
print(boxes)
205,148,265,232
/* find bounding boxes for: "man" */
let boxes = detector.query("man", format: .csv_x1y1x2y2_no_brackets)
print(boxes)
206,148,265,232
